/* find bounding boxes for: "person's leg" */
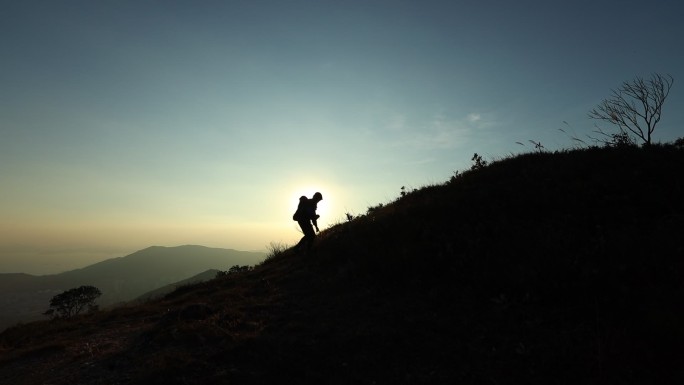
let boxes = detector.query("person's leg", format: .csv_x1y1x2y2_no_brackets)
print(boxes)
297,221,316,251
305,230,316,251
295,235,306,250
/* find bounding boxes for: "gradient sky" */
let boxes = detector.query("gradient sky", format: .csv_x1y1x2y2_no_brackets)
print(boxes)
2,0,683,274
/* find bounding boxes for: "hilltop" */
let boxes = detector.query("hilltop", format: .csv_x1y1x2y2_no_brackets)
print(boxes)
1,145,683,384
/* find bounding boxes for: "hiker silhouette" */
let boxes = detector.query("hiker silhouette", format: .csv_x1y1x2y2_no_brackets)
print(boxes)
293,192,323,252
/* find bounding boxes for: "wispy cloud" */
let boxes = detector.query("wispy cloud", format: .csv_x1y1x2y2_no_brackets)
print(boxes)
380,111,497,150
467,113,481,122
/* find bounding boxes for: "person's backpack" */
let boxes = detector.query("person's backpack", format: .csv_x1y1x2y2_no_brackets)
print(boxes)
292,196,307,221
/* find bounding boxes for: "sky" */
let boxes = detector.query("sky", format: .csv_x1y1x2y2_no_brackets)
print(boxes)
1,0,683,274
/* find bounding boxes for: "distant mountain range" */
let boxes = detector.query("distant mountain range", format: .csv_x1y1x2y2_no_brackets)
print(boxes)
0,245,266,331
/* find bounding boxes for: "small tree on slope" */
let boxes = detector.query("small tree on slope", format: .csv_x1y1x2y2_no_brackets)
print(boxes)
44,285,102,319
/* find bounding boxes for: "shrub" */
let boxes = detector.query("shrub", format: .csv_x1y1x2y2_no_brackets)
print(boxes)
674,137,684,149
471,153,488,170
215,265,253,278
44,286,101,320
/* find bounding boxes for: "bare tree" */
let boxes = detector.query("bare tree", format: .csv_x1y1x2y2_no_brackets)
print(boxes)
589,73,674,146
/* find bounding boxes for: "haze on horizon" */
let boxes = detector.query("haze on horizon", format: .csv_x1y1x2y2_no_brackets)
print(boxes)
1,0,683,275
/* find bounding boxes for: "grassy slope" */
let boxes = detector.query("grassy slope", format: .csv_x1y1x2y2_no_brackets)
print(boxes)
1,145,683,384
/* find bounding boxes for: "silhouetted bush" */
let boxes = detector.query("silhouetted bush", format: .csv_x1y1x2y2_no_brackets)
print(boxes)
366,202,384,215
44,286,101,320
263,241,289,261
215,265,253,278
674,137,684,148
471,152,488,170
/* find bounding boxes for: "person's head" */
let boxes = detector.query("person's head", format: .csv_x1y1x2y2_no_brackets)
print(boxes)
313,192,323,201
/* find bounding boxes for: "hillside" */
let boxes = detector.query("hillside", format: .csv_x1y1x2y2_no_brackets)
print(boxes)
1,145,683,384
0,246,266,332
134,269,221,302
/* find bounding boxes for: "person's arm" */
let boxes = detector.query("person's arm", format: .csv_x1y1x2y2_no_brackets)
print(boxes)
312,215,320,232
306,202,320,232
